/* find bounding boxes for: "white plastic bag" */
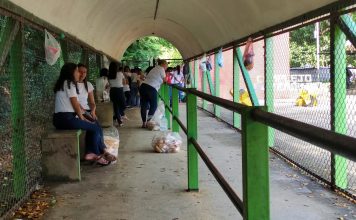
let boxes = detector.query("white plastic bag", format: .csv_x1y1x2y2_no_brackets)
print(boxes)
151,132,182,153
147,101,165,131
103,126,120,163
44,30,61,66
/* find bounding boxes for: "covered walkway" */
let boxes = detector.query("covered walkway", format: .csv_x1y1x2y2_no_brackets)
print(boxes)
44,108,355,220
0,0,356,219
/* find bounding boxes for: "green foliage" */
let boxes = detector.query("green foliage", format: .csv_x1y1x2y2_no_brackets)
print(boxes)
290,14,356,68
122,36,182,69
290,21,330,67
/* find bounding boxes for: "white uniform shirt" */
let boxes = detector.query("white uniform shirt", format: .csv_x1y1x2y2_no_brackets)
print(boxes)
95,76,108,93
78,82,94,110
143,66,165,91
131,72,138,83
123,84,130,92
109,72,124,88
54,80,78,113
173,71,184,84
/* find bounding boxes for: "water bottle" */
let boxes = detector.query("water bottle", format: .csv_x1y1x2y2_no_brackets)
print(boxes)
160,116,168,131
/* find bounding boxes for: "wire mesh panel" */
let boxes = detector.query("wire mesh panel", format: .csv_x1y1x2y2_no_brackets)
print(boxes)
88,51,99,85
0,32,14,216
271,19,333,184
23,25,62,190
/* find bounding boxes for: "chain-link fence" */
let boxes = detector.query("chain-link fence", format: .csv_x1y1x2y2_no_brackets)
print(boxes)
0,11,105,218
192,8,356,199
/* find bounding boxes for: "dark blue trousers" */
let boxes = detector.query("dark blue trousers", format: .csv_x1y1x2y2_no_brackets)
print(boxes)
139,83,158,123
53,112,105,155
110,87,126,123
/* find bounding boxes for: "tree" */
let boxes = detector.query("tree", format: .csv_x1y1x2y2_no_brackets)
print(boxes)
122,36,182,69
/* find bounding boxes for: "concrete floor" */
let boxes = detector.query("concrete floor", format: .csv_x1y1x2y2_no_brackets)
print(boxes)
44,106,356,220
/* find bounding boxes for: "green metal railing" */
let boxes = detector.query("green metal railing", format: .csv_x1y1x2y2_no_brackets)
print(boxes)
159,83,356,220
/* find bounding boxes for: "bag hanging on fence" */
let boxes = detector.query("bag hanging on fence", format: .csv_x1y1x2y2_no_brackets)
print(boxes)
243,37,254,71
217,48,223,67
206,56,213,71
44,29,61,66
199,54,207,72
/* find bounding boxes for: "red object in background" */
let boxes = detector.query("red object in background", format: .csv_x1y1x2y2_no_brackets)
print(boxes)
165,72,173,84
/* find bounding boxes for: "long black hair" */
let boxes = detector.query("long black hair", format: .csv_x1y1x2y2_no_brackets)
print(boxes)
176,65,181,75
108,61,119,80
54,63,79,94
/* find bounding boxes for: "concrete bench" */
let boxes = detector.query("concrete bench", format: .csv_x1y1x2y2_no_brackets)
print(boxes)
41,129,85,181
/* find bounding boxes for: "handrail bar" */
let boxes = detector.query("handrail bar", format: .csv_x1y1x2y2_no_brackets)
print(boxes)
190,138,244,215
170,84,356,162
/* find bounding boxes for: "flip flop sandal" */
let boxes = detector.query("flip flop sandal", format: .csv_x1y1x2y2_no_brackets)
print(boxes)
94,157,111,166
103,152,117,162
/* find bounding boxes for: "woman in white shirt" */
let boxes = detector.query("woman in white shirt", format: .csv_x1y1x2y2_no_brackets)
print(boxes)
53,63,114,165
108,62,127,126
95,68,110,102
139,60,168,128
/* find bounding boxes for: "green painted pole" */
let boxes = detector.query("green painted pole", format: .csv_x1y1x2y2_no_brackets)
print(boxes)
214,53,221,117
163,84,171,129
60,39,68,64
242,107,269,220
194,59,199,89
172,86,179,132
10,25,26,199
235,48,259,106
0,18,19,69
265,38,275,147
189,61,194,88
202,70,208,110
339,15,356,47
187,90,199,191
233,47,241,129
206,70,215,95
330,17,348,189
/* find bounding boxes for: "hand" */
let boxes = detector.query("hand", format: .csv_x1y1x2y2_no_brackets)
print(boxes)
91,111,97,120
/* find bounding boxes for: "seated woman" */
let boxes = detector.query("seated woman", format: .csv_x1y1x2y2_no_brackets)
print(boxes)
53,63,115,166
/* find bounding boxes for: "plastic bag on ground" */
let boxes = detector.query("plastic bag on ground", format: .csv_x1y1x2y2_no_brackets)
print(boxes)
44,30,61,66
147,101,165,131
152,132,182,153
103,126,120,163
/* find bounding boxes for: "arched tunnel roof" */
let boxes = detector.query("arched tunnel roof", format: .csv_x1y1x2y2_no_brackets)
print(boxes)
8,0,335,59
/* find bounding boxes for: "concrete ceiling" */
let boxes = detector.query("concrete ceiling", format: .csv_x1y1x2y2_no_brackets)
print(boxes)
9,0,336,59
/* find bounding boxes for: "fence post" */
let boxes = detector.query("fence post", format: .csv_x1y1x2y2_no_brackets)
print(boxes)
242,107,269,220
330,15,347,189
233,47,241,129
214,52,221,117
172,86,179,132
187,90,199,191
163,83,171,129
202,70,208,110
10,24,26,199
194,59,199,89
265,37,275,147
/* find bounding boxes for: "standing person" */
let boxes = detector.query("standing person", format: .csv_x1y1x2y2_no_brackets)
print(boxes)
95,68,110,102
139,60,168,128
130,68,139,107
108,62,127,127
52,63,114,165
173,65,185,102
123,75,131,107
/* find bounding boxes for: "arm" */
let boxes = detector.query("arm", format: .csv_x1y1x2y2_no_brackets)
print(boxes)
70,97,87,121
88,91,97,119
